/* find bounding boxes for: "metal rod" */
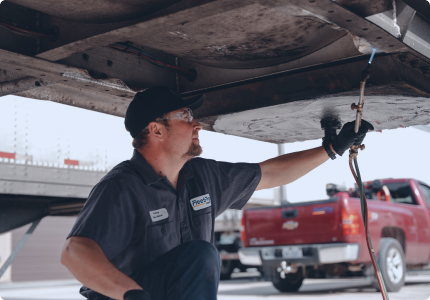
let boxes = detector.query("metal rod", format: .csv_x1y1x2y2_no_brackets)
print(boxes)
354,48,377,133
0,218,42,278
354,81,366,133
277,144,288,205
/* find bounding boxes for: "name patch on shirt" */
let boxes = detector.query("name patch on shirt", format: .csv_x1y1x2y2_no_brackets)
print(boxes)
149,208,169,222
190,194,211,211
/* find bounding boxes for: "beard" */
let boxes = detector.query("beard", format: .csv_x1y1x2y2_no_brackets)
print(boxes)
182,141,202,160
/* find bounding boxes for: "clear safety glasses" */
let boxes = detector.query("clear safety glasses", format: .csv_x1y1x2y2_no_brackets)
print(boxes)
157,108,193,123
143,108,193,131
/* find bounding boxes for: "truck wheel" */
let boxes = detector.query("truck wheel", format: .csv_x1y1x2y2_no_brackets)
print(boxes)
373,238,406,292
219,250,234,280
272,268,304,292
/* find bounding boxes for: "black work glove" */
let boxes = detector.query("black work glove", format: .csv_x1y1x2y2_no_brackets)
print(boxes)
123,289,152,300
331,120,374,156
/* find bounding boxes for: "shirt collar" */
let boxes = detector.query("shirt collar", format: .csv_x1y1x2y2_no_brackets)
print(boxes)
130,150,163,185
129,149,193,185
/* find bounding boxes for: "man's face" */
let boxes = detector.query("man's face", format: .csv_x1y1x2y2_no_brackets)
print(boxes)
162,108,202,160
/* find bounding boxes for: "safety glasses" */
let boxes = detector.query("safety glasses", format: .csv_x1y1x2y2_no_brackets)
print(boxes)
143,108,193,131
158,108,193,123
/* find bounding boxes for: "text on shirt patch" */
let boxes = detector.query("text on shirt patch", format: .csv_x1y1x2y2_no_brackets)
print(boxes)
190,194,211,211
149,208,169,222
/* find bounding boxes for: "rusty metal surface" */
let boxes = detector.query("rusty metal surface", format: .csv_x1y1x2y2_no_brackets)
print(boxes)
7,0,182,24
0,69,30,83
0,0,428,145
336,0,393,17
127,3,346,68
178,35,362,93
16,84,130,117
32,0,409,67
193,54,428,117
36,0,255,61
193,54,430,142
33,0,406,68
0,48,137,98
0,1,38,56
58,47,176,90
0,76,55,97
212,93,430,143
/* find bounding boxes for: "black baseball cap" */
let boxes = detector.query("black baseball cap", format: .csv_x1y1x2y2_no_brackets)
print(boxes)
125,86,205,138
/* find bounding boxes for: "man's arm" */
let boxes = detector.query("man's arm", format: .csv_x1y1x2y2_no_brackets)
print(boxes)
256,120,374,191
256,146,329,190
61,236,142,300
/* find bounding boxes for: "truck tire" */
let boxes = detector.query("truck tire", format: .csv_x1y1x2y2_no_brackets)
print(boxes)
373,238,406,292
219,250,234,280
272,268,304,292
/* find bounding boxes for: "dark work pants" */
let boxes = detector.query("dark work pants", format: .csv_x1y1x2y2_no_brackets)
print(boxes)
82,240,220,300
130,240,220,300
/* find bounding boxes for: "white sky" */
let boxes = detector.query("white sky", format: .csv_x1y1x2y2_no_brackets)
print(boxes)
1,95,429,202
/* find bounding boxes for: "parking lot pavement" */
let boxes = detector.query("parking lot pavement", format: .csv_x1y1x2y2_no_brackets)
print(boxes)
0,274,429,300
218,273,430,300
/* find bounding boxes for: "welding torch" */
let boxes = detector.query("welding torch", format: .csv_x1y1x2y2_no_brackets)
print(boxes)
352,49,377,133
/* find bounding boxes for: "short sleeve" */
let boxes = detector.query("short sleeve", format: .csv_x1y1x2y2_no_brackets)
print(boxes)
67,177,136,260
189,159,261,216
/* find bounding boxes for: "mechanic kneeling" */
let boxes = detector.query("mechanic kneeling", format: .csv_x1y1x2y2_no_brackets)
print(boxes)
61,86,372,300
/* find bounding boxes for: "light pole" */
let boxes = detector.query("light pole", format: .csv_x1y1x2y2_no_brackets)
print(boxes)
278,144,288,205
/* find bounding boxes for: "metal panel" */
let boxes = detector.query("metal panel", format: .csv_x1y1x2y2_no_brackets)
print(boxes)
0,48,138,98
36,0,257,61
8,0,182,24
0,77,55,97
0,161,106,198
0,1,37,56
193,55,430,142
58,47,176,91
178,35,362,93
336,0,393,17
11,216,77,282
0,232,12,282
16,84,131,117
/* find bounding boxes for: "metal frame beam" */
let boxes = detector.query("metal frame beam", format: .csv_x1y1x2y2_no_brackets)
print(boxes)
0,218,42,278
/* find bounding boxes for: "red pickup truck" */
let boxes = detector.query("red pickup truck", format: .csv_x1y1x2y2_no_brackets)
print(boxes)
238,179,430,292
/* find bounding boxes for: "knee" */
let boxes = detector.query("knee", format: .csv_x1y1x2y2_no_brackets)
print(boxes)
182,240,220,266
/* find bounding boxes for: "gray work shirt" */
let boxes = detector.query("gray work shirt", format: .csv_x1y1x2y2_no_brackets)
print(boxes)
67,150,261,277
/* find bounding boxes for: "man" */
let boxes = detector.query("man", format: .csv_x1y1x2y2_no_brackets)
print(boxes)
61,86,372,300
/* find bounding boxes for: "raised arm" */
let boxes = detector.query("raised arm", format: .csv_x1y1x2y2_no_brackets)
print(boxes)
256,120,374,191
256,146,329,190
61,236,142,300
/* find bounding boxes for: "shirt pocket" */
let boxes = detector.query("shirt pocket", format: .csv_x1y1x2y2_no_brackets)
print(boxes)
191,209,212,241
146,221,179,262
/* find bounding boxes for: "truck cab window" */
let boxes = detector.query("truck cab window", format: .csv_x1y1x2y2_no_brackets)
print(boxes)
384,182,417,205
419,183,430,208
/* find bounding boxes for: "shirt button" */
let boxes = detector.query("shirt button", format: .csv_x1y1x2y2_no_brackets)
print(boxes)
182,222,187,227
161,228,166,234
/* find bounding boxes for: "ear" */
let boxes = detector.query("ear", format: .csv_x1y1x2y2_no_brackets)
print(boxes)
147,122,165,141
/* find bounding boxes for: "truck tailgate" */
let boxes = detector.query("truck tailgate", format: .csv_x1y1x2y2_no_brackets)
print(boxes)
245,198,342,246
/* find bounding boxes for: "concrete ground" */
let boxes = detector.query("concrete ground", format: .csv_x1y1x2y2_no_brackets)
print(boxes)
0,273,429,300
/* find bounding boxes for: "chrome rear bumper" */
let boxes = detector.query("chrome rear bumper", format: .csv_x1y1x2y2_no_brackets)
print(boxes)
238,243,360,266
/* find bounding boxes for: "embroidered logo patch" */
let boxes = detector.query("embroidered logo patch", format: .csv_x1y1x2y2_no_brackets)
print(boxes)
190,194,211,211
149,208,169,222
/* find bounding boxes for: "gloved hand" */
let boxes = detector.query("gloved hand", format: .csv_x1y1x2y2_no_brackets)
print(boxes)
123,289,152,300
331,120,374,156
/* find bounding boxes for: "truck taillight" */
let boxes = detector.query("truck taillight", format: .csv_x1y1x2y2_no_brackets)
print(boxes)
341,208,360,235
240,212,247,246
